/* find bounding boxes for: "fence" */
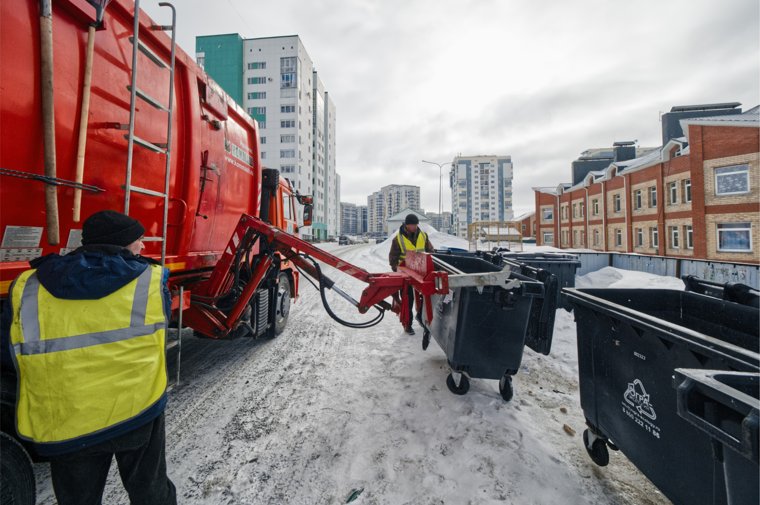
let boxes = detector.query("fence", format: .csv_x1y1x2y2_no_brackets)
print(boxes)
572,252,759,289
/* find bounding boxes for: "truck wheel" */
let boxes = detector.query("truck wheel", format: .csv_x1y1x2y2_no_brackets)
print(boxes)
446,373,469,395
498,374,514,402
274,273,291,336
0,432,35,505
583,429,610,466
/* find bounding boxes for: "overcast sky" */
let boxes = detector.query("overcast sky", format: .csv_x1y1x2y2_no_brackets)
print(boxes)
144,0,759,215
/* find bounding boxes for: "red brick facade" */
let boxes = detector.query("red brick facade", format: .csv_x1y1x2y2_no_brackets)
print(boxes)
534,120,759,263
515,212,536,239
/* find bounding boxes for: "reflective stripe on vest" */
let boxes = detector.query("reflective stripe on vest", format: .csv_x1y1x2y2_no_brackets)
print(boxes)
397,230,427,263
10,265,167,444
14,268,157,355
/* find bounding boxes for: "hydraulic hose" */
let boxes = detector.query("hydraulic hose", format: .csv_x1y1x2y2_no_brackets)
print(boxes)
293,253,386,329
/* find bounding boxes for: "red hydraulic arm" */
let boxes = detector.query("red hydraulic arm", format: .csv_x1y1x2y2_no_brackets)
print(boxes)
183,214,449,338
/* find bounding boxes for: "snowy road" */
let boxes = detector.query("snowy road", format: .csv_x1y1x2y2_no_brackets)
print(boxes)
34,243,672,504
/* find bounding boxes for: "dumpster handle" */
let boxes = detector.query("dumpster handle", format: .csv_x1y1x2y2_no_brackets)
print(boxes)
676,378,759,460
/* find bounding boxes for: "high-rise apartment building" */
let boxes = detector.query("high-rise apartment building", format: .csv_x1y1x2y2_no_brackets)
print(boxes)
196,34,338,240
340,202,358,235
367,185,421,235
450,155,513,237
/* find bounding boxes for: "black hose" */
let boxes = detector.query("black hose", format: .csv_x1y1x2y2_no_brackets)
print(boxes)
296,254,386,329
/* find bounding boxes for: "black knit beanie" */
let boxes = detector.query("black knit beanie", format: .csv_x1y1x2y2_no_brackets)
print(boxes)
404,214,419,225
81,210,145,247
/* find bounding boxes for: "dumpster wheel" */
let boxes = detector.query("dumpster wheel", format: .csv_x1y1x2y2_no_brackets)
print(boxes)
498,375,514,402
583,429,610,466
446,373,470,395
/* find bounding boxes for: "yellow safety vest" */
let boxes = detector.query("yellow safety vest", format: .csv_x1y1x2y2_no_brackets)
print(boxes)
9,264,167,444
397,230,427,263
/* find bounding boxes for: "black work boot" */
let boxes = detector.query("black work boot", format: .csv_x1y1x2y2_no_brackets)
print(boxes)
404,326,415,335
415,312,423,327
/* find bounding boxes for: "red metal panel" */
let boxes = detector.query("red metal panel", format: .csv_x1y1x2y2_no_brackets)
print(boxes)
0,0,262,295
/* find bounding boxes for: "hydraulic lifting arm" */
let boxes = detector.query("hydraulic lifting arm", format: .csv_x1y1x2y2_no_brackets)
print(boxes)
182,214,450,338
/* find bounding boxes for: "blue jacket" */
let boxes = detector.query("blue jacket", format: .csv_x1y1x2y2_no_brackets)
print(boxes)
1,246,171,456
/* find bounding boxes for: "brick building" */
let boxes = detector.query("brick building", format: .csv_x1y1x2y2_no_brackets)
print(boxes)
514,211,536,239
534,105,759,263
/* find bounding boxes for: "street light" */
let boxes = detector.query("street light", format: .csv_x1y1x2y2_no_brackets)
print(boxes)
421,159,451,219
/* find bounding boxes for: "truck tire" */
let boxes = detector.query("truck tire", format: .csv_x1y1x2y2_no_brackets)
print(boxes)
0,432,35,505
274,273,291,336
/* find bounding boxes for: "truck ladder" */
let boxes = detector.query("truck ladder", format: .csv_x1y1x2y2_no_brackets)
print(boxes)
123,0,177,264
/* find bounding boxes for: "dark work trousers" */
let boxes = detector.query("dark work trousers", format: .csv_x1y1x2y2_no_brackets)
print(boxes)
50,413,176,505
403,285,422,327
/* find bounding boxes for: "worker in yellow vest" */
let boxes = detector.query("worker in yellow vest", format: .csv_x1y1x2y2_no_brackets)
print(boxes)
7,210,176,505
389,214,434,334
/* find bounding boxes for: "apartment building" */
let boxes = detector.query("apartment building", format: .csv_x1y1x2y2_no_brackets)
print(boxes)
196,34,338,239
450,155,513,238
534,104,759,263
367,185,421,236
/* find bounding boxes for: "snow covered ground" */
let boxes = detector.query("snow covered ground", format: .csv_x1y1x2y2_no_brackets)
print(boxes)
32,242,679,505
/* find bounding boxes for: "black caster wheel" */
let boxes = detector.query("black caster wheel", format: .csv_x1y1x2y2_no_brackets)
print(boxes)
422,330,430,351
498,374,514,402
583,429,610,466
446,373,470,395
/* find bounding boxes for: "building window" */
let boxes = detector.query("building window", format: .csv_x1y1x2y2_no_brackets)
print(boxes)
280,149,296,158
247,77,266,85
634,190,642,210
715,165,750,195
258,121,266,129
592,199,599,216
636,228,643,247
543,232,554,245
280,164,295,173
580,202,584,218
280,57,297,89
251,107,266,115
650,227,659,248
683,179,692,202
248,92,266,99
613,194,621,213
281,105,296,113
670,226,680,249
249,61,266,69
280,134,295,143
685,225,693,249
573,230,578,245
593,229,600,246
668,182,678,205
542,208,553,221
717,223,752,252
260,137,266,144
649,186,657,207
615,229,622,247
281,120,295,128
572,204,576,218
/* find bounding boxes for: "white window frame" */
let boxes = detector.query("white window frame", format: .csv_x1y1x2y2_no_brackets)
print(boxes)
717,222,752,252
714,165,750,196
592,199,599,216
613,194,621,213
615,229,622,247
649,186,657,208
685,225,693,249
634,190,642,210
684,179,692,203
636,228,643,247
670,226,680,249
543,232,554,245
669,182,678,205
650,227,659,248
593,229,600,246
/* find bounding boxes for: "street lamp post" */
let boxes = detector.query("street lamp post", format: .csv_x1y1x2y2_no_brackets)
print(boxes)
421,160,451,221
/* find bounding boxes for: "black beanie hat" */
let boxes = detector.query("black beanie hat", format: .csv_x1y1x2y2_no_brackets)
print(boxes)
404,214,419,225
81,210,145,247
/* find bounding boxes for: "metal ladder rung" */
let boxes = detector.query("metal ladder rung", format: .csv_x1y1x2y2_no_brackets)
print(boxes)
129,36,168,68
129,184,167,198
124,135,167,153
127,85,168,111
141,236,165,243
